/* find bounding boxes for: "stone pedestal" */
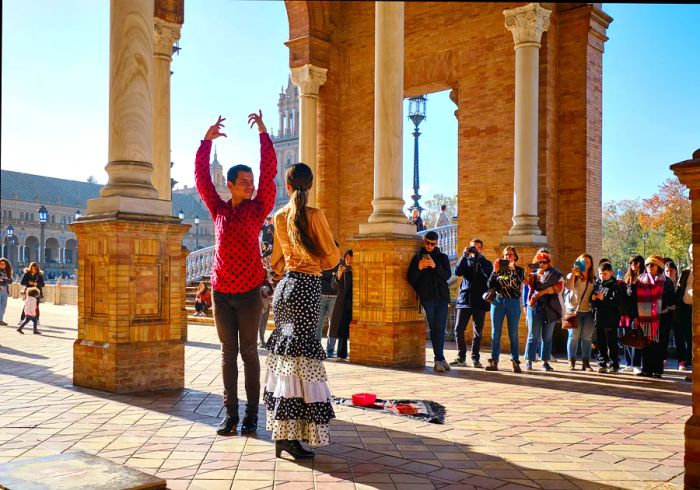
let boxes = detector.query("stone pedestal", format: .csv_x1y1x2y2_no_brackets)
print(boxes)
349,235,425,368
670,149,700,488
71,214,189,392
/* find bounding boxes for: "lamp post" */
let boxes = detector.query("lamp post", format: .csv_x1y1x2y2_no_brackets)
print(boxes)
194,215,200,250
37,205,48,268
178,209,184,221
408,95,427,213
6,225,14,266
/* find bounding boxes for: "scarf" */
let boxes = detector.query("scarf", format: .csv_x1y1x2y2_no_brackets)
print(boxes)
636,272,665,341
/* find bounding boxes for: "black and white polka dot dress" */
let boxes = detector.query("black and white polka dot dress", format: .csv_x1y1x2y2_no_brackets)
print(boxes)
264,271,334,446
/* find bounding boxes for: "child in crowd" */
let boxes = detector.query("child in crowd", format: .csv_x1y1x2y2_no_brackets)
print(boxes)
17,287,41,335
591,262,624,373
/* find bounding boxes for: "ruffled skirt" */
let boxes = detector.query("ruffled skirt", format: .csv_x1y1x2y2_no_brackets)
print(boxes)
264,272,334,446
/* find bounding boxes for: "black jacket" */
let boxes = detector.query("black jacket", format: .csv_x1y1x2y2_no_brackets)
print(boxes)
407,246,451,303
674,268,692,321
591,278,624,328
320,264,339,296
454,253,493,311
330,263,352,338
20,270,45,294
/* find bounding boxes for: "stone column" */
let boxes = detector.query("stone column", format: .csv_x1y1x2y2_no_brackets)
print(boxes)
290,64,327,207
71,0,189,393
88,0,169,216
671,148,700,488
502,3,551,244
152,17,181,203
350,2,424,369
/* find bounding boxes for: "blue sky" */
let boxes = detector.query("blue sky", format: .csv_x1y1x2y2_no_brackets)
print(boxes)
2,2,698,211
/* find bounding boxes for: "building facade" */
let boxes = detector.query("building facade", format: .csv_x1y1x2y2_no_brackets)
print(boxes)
271,77,300,212
0,170,214,279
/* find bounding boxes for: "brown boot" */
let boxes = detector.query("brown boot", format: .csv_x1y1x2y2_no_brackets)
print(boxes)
569,358,576,371
512,359,522,373
581,359,594,372
484,359,499,371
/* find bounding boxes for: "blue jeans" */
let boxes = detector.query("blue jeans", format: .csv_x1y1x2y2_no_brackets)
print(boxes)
566,311,595,360
0,287,8,322
490,297,521,361
525,306,556,362
316,295,336,341
326,336,337,355
423,300,449,362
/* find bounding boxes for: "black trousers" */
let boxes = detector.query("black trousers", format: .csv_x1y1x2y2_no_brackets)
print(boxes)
596,326,619,369
673,303,693,365
213,287,262,416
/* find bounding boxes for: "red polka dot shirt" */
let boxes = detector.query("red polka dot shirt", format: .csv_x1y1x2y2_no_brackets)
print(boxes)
195,134,277,294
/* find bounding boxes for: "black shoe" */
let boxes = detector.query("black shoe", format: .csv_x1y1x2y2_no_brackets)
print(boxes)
16,327,24,334
241,411,258,435
0,321,8,326
275,440,315,460
216,414,239,435
33,329,42,335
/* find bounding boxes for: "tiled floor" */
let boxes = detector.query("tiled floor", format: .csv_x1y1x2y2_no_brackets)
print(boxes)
0,298,690,489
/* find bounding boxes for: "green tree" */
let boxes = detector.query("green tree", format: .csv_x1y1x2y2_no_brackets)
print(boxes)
602,199,645,271
421,194,457,229
639,177,691,267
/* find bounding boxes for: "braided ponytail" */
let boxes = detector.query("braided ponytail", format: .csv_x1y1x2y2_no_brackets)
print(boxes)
285,163,319,256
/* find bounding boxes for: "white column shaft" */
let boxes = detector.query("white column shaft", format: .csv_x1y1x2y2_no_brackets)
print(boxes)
513,46,540,225
291,64,327,208
360,1,414,235
152,18,181,203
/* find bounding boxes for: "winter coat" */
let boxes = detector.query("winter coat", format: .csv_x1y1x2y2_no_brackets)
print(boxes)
320,264,339,297
407,246,451,304
591,278,624,329
20,269,45,295
454,253,493,311
329,263,352,338
530,267,563,322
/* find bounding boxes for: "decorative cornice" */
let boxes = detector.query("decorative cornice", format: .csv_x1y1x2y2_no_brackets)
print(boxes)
153,17,181,60
504,3,552,49
290,64,328,96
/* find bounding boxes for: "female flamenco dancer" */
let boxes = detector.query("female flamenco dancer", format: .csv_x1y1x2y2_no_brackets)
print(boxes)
266,162,340,459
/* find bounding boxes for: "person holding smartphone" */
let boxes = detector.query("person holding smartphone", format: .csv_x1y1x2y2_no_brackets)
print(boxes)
484,246,525,372
408,231,452,372
564,253,596,372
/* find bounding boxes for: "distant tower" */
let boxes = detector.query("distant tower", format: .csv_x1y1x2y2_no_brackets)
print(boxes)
211,146,225,188
271,76,300,212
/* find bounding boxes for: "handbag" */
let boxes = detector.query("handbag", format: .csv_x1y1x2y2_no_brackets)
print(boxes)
622,327,651,349
482,289,497,303
562,280,589,329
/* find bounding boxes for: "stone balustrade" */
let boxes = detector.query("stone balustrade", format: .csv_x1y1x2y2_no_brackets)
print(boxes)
417,224,458,260
8,281,78,306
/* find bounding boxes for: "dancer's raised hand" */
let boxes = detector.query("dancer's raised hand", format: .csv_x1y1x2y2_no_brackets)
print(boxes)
248,110,267,134
204,116,227,140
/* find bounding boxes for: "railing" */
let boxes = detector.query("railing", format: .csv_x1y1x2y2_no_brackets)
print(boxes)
186,246,215,283
8,281,78,306
185,224,459,282
418,224,458,260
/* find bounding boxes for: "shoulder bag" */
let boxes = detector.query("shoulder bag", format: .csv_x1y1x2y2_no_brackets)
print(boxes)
562,280,589,329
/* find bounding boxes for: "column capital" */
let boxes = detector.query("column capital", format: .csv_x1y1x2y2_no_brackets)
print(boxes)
153,17,181,60
290,64,328,97
504,3,551,48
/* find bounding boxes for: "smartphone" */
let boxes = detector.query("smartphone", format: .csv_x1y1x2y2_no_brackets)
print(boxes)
574,260,587,272
528,263,539,270
421,253,430,261
498,259,510,274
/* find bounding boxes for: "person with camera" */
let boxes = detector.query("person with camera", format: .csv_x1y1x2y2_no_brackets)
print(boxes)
564,253,596,371
591,262,625,373
450,238,493,368
523,251,563,371
484,246,525,372
408,231,452,372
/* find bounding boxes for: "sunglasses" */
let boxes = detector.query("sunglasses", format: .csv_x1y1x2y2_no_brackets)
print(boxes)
424,240,437,246
538,260,549,265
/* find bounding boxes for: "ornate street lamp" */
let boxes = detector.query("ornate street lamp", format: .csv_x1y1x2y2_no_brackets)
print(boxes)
408,95,427,212
194,215,200,250
6,225,14,266
178,209,184,221
37,205,48,268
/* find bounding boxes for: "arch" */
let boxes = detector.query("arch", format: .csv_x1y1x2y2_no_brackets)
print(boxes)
284,1,335,69
45,237,60,263
65,238,77,264
24,236,39,263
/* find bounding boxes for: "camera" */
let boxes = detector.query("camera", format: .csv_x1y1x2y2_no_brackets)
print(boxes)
467,246,478,255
